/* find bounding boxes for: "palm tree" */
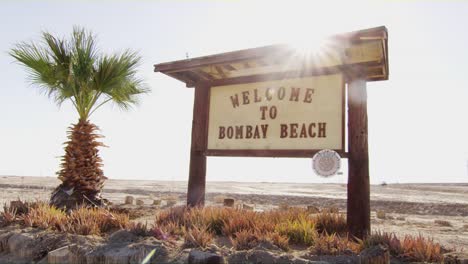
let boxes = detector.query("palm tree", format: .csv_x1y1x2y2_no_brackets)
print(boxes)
10,27,148,210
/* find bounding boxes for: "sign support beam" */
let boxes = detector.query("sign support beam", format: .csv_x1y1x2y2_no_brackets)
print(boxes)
347,78,370,239
187,85,210,207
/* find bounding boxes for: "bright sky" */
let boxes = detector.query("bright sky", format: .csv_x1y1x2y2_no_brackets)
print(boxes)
1,0,467,184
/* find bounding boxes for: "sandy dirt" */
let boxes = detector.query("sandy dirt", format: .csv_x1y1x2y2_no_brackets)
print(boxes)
0,176,467,250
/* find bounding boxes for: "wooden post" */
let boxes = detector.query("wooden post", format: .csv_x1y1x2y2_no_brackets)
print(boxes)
347,78,370,239
187,85,210,207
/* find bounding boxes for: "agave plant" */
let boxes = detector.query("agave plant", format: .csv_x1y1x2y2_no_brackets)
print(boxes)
10,27,148,210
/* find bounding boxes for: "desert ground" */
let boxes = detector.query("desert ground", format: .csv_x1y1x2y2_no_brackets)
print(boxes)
1,175,467,252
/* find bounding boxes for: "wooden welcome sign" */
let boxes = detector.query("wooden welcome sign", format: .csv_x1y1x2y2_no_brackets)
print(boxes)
154,26,389,238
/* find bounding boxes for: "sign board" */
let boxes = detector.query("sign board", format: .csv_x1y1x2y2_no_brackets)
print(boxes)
154,26,389,238
207,74,344,152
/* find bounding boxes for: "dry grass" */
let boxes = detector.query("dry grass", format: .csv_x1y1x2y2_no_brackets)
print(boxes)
0,202,450,262
1,201,130,236
155,206,346,249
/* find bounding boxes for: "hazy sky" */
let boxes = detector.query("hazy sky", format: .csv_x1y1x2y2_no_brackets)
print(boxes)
1,0,467,184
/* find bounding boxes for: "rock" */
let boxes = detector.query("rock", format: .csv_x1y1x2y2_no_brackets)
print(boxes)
88,236,169,264
254,241,280,251
242,203,254,211
32,231,70,261
228,250,280,264
68,244,93,264
0,231,15,252
108,230,139,244
302,254,356,264
136,199,145,206
289,257,321,264
166,199,177,207
359,245,389,264
189,249,225,264
36,256,48,264
376,210,386,219
307,206,320,213
7,232,35,258
48,246,70,264
125,196,134,205
223,199,235,207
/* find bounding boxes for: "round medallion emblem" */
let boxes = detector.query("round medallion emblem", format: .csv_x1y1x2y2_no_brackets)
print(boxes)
312,149,341,177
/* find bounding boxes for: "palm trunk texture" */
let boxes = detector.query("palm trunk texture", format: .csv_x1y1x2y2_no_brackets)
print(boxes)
50,120,108,210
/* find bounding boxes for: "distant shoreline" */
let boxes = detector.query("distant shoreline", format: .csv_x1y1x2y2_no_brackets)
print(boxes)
1,175,467,185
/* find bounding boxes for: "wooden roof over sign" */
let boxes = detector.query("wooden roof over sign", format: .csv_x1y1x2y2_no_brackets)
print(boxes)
154,26,388,87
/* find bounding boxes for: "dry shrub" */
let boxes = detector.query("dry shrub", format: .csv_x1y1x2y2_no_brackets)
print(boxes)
68,207,129,235
376,210,386,219
310,233,362,255
262,232,290,251
0,205,17,227
161,221,184,237
156,206,187,226
276,216,317,246
364,232,402,255
279,203,290,211
128,222,149,236
463,224,468,230
231,229,259,250
222,216,255,237
183,225,213,249
364,232,446,262
156,206,308,247
9,200,32,215
186,207,236,235
400,235,444,263
313,212,347,235
322,206,339,214
24,203,68,230
434,219,452,227
7,202,130,236
152,226,172,241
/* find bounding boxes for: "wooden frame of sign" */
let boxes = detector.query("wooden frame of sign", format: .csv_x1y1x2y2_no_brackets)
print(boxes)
154,26,389,239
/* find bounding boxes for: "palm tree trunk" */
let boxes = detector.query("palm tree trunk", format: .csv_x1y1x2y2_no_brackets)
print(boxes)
50,120,108,210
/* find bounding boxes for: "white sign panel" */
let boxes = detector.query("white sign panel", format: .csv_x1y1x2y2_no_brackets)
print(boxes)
207,74,344,151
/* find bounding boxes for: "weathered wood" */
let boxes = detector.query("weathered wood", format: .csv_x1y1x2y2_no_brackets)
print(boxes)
205,149,348,158
187,85,210,207
153,26,387,73
347,78,370,239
